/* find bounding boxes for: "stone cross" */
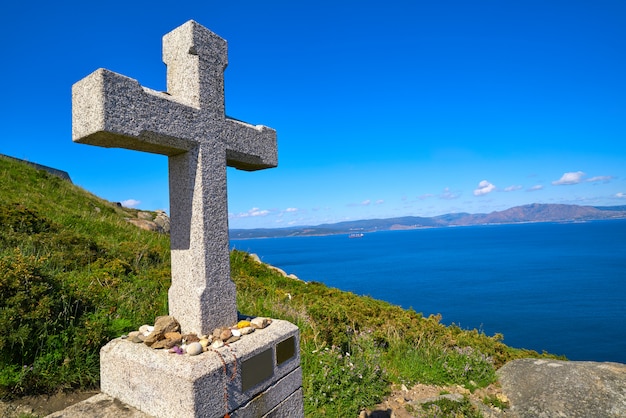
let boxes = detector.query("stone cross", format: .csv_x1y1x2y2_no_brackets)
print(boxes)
72,20,277,335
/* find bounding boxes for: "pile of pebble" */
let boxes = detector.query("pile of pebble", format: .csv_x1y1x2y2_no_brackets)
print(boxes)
121,315,272,356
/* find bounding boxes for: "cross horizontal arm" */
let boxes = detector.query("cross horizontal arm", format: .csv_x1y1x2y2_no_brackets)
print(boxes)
72,68,277,170
224,118,277,170
73,69,197,156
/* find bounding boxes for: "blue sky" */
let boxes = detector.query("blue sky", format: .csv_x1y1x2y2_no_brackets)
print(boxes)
2,1,625,229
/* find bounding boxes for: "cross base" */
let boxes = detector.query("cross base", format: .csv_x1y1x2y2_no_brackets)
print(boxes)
99,320,302,418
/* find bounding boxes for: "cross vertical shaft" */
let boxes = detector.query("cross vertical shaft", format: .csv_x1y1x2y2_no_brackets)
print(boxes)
72,20,277,335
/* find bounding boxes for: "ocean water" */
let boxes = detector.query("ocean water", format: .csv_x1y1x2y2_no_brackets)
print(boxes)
231,220,626,363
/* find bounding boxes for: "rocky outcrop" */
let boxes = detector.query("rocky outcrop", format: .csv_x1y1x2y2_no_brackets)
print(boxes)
248,253,302,281
14,359,626,417
126,210,170,234
0,154,72,183
45,393,149,418
497,358,626,417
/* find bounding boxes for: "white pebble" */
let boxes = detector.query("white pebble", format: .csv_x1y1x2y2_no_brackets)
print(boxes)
139,325,154,335
240,326,255,335
186,342,203,356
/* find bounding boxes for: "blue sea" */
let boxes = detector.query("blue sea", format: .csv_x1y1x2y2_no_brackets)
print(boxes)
231,220,626,363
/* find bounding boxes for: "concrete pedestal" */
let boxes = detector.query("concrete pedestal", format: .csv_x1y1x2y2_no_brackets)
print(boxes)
100,320,302,418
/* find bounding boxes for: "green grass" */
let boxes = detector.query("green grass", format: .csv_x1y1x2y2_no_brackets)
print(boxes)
420,395,482,418
0,156,562,416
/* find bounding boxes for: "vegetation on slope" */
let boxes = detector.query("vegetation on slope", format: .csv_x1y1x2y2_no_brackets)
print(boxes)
0,157,171,396
0,157,558,416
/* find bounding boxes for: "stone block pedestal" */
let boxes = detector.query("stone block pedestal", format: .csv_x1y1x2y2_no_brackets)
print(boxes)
100,320,302,418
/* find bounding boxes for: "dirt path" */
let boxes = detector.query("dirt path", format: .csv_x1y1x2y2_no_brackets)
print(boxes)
1,384,509,418
0,391,98,418
362,382,510,417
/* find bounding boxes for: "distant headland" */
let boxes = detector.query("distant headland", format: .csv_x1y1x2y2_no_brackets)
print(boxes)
230,203,626,239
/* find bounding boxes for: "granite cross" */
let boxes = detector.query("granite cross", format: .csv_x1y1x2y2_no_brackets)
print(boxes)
72,20,277,335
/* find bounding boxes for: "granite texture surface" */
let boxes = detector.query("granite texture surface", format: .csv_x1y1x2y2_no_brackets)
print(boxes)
72,20,277,335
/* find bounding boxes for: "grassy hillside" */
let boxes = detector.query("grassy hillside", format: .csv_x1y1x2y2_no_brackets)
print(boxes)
0,156,557,416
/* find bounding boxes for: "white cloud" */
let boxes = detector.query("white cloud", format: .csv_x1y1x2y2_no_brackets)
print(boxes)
527,185,544,192
504,185,523,192
361,199,371,206
230,207,270,219
552,171,585,185
587,175,613,183
419,193,435,200
285,207,298,212
473,180,496,196
375,199,384,205
616,192,626,199
121,199,141,208
440,187,460,200
249,208,269,217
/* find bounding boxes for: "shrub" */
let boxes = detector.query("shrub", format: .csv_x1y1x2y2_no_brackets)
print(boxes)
0,250,90,395
302,331,388,417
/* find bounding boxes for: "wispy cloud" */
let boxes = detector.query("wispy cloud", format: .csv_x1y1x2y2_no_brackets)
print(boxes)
121,199,141,208
504,185,523,192
527,185,544,192
440,187,460,200
473,180,496,196
348,199,375,207
375,199,384,205
616,192,626,199
419,193,435,200
552,171,585,185
230,207,270,219
276,207,300,219
587,175,613,183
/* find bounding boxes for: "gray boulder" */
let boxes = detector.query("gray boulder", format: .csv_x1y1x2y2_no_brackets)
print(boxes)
45,393,149,417
497,358,626,417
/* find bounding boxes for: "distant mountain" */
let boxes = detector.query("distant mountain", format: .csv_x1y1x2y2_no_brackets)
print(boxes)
230,203,626,239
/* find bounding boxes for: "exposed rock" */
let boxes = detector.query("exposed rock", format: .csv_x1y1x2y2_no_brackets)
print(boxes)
125,211,170,234
126,218,159,232
251,317,272,329
44,393,149,417
497,359,626,418
269,265,288,276
248,253,302,281
154,210,170,233
143,316,180,346
137,211,153,220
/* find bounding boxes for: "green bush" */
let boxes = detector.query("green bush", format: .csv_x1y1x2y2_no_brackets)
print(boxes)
0,157,561,414
0,250,63,366
0,249,96,395
302,331,388,417
420,395,482,417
